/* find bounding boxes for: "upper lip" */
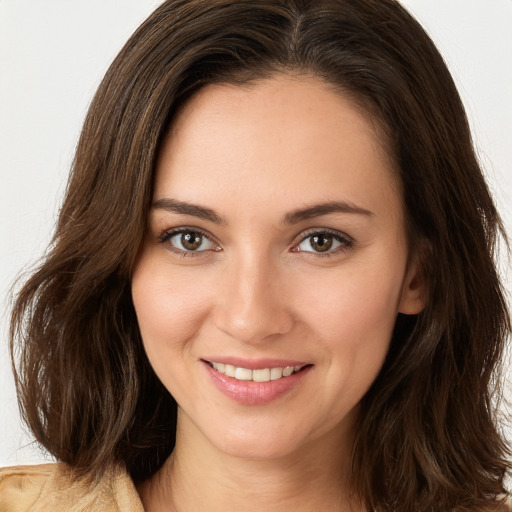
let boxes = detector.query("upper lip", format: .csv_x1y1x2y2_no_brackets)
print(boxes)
201,357,310,370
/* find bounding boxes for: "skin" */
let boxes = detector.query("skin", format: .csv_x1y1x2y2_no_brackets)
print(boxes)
132,74,425,512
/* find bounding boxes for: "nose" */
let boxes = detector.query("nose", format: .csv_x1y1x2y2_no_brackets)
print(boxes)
212,252,294,344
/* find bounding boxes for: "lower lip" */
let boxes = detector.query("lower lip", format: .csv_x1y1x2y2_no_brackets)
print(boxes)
203,362,312,405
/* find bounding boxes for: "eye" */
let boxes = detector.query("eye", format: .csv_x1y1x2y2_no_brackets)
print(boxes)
159,228,219,255
294,230,353,255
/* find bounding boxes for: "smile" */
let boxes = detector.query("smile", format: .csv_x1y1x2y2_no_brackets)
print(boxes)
208,362,307,382
203,359,313,405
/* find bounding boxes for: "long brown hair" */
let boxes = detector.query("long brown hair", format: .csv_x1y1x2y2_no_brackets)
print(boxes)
9,0,510,510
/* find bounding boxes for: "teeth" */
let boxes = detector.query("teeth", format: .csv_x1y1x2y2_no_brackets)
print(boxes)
225,364,236,377
234,367,252,381
282,366,294,377
253,368,270,382
210,362,304,382
270,367,283,380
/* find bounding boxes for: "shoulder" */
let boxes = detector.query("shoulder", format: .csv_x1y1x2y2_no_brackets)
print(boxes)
0,463,144,512
0,464,56,511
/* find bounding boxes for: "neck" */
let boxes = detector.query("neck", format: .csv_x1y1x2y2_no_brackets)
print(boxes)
137,409,365,512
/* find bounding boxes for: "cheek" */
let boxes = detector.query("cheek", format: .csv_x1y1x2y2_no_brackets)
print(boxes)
291,257,404,386
299,263,402,339
131,254,212,360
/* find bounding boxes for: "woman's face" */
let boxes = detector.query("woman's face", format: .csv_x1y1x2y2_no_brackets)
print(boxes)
131,74,424,460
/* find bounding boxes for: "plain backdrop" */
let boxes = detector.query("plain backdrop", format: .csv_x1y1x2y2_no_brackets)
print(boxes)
1,0,511,466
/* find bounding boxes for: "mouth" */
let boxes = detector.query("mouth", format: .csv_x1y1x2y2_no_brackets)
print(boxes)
206,361,310,383
201,358,313,405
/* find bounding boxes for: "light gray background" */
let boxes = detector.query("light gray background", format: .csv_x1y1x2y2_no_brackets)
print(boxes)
1,0,511,466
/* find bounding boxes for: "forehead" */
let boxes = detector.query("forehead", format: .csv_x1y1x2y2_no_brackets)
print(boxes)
154,74,402,223
167,74,389,160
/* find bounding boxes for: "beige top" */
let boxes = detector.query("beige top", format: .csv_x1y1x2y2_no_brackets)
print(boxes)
1,463,511,511
0,463,144,512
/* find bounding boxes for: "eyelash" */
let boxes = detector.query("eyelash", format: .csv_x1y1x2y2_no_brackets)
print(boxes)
158,227,354,258
292,228,354,257
158,227,220,258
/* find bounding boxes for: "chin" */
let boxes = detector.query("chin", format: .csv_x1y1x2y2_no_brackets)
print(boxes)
203,418,319,461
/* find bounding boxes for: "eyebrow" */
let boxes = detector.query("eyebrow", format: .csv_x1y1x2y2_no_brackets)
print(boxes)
152,198,374,225
283,201,374,224
152,198,226,224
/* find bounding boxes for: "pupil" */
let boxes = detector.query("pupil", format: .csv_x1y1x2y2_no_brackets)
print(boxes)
182,232,202,250
312,234,333,252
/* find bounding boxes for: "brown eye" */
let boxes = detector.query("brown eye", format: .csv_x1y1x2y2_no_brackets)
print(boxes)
295,230,352,255
181,231,203,250
310,234,333,252
165,229,217,253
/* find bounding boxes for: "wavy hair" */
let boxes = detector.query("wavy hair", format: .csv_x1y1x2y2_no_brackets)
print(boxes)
9,0,510,510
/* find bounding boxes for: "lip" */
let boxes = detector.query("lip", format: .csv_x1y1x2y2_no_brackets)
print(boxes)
202,359,312,405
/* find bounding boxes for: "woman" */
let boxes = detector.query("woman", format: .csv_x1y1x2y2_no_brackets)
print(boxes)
1,0,510,511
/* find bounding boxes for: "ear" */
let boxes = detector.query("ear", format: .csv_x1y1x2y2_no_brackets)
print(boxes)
398,250,428,315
